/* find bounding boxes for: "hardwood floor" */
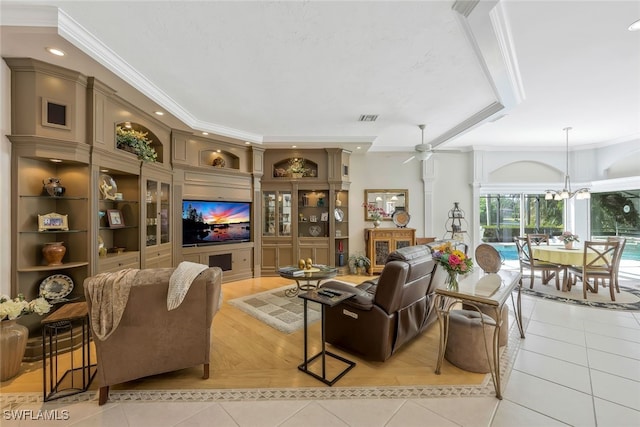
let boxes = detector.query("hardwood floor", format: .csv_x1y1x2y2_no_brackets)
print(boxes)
0,275,485,393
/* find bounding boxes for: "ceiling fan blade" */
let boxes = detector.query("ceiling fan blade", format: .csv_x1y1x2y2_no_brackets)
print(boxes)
402,155,416,164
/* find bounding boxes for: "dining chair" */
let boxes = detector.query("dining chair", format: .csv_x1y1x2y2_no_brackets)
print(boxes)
525,234,561,285
567,240,620,301
607,236,626,293
513,236,561,290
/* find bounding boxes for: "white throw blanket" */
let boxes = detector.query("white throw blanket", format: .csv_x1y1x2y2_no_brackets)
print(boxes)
86,268,139,341
167,261,209,310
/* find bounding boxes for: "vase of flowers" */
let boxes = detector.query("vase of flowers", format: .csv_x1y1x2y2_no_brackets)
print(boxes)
363,202,385,227
0,294,52,381
561,231,579,249
431,241,474,291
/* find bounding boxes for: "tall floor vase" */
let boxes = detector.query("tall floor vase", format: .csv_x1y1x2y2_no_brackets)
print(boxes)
0,319,28,381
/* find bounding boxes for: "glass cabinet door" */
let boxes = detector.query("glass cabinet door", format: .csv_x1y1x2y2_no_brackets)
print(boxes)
280,192,292,236
263,190,291,237
160,182,170,244
263,192,276,236
146,180,158,247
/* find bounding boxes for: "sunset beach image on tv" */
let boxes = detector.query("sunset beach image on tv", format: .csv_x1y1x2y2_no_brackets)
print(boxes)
182,200,251,245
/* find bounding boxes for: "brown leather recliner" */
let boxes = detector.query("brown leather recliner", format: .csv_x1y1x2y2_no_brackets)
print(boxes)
320,246,438,362
83,267,222,405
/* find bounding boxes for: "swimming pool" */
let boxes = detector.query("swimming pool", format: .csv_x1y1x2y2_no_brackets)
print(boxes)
492,239,640,261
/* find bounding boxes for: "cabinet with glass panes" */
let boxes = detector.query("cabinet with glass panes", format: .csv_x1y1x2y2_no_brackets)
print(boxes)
297,190,330,238
261,189,294,274
142,166,172,268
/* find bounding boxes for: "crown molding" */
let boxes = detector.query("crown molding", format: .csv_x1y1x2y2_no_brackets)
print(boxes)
0,4,58,27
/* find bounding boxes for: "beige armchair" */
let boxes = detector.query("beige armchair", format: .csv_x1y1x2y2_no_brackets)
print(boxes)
83,267,222,405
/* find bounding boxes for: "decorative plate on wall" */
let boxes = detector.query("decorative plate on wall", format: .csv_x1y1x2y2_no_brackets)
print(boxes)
392,210,411,227
334,208,344,222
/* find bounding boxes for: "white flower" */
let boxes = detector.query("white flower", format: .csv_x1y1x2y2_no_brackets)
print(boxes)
0,299,28,320
0,294,52,321
29,297,53,315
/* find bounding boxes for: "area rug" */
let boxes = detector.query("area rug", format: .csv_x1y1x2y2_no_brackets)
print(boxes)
520,277,640,311
227,285,322,333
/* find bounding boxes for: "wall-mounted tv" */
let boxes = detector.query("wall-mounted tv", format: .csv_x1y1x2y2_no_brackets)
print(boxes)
182,200,251,246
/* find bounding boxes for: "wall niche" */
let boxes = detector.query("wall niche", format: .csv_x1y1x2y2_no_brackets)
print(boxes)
115,122,164,163
200,149,240,170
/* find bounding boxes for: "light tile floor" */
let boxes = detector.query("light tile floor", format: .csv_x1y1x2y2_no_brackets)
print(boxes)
2,286,640,426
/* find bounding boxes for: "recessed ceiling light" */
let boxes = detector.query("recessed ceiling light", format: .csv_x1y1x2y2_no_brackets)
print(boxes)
154,111,164,116
629,18,640,31
356,146,362,150
216,149,221,153
292,145,297,148
50,159,62,163
46,47,65,56
245,141,251,145
100,169,110,173
202,132,208,135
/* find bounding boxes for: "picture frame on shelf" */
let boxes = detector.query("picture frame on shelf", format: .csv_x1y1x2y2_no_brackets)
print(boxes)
38,212,69,232
107,209,125,228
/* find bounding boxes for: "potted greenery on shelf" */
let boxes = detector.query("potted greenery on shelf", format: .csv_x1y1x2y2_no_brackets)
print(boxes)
348,253,371,275
116,126,158,163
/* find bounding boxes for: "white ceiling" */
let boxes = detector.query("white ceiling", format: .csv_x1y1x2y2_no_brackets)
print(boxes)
1,0,639,153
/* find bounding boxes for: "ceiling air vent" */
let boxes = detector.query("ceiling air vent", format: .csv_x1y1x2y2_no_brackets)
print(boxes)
358,114,378,122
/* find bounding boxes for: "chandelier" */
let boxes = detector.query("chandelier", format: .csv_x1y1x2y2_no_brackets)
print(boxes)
545,127,590,201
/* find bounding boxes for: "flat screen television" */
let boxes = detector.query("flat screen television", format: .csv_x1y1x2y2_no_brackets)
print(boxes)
182,200,251,246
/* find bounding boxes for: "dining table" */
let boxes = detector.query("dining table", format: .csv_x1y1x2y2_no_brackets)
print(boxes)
531,245,600,291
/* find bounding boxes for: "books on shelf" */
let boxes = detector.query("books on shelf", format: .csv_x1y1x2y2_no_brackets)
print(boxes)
278,266,305,276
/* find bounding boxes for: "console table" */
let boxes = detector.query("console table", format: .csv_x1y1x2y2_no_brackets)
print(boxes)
434,269,524,399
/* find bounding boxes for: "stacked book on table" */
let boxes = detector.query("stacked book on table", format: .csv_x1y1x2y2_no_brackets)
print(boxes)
278,266,305,276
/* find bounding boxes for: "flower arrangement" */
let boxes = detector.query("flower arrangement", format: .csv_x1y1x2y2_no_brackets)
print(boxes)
0,294,52,321
561,231,579,244
116,126,158,163
287,158,308,176
362,202,385,221
432,242,473,290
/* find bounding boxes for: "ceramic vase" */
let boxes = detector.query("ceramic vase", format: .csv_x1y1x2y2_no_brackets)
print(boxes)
43,242,66,266
373,219,381,228
0,320,28,381
564,242,574,250
446,270,459,291
42,177,65,197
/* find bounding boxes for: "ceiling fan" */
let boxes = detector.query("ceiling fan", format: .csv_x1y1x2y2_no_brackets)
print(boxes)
403,124,435,164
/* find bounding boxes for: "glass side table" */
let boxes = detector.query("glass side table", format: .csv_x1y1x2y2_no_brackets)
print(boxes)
41,302,97,401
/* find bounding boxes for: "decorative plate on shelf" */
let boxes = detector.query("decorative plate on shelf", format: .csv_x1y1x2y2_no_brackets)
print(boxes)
392,210,411,227
334,208,344,222
99,174,117,200
308,225,322,237
39,274,74,301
